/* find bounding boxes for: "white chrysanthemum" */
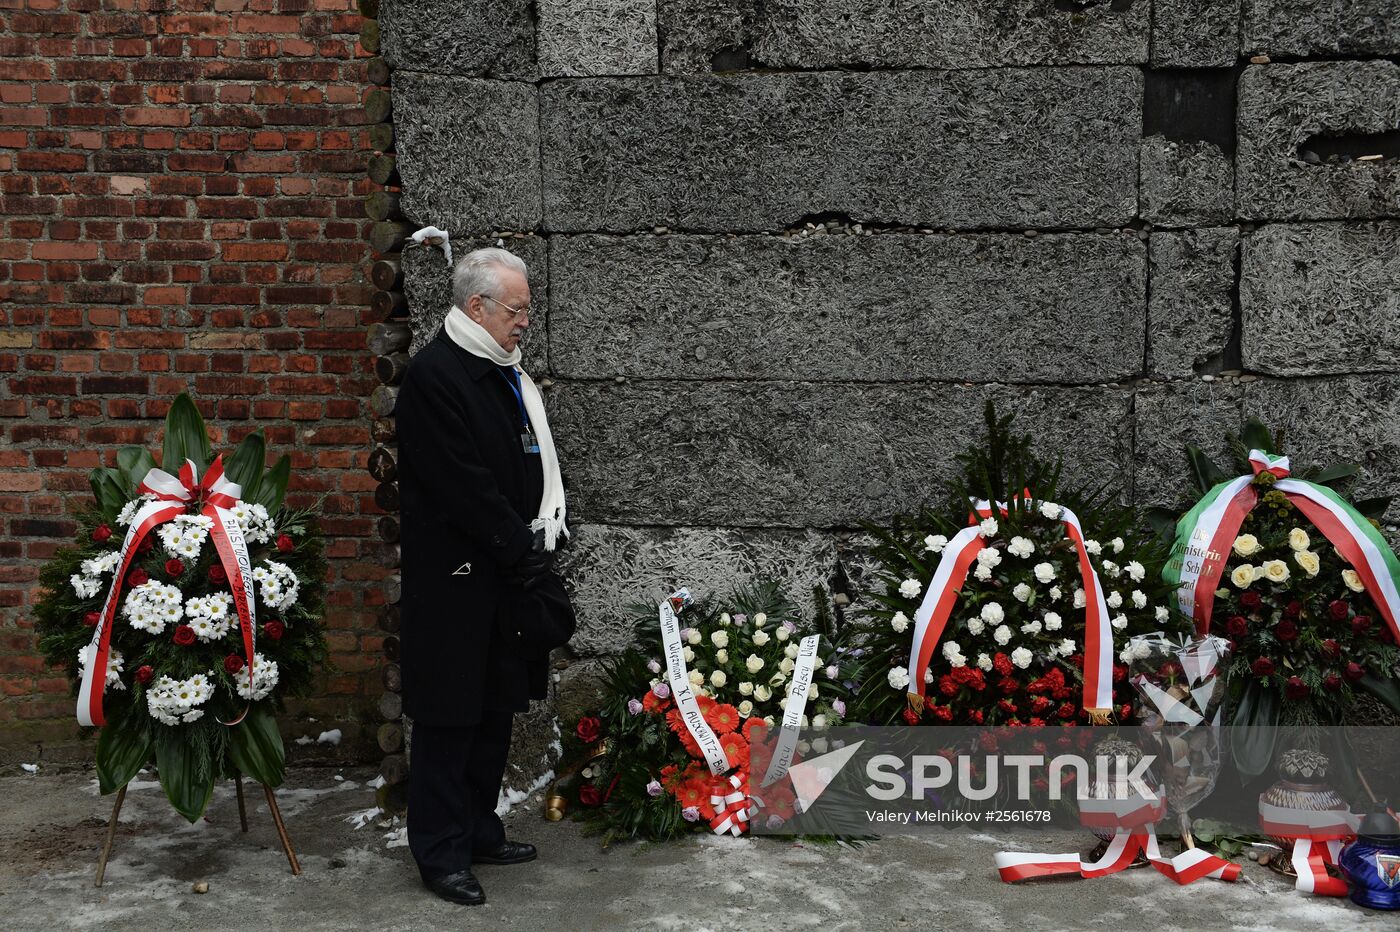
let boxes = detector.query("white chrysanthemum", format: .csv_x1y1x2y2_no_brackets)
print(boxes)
978,517,998,538
233,653,279,702
81,551,122,578
1007,536,1035,558
993,624,1011,646
1010,647,1032,669
1125,561,1146,582
147,669,216,724
1012,583,1032,603
965,617,985,636
899,578,922,599
1021,619,1041,635
1039,502,1061,520
1044,611,1062,631
980,602,1004,625
1033,562,1056,584
887,666,910,690
116,498,141,526
976,653,993,671
1106,591,1123,609
890,612,909,633
924,534,948,553
252,560,299,611
71,574,103,599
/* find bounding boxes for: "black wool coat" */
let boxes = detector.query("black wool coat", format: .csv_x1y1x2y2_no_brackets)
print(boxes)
395,327,568,727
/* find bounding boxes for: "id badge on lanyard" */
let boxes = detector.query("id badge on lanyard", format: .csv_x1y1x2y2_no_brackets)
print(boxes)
500,368,541,456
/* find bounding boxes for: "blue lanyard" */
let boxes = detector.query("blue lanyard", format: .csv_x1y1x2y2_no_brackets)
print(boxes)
497,367,530,431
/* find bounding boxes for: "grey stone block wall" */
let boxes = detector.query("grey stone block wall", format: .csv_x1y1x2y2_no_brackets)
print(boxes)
383,0,1400,731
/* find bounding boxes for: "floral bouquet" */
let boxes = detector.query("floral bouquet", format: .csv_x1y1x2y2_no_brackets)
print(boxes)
34,394,328,821
1156,419,1400,778
559,583,847,842
851,404,1184,728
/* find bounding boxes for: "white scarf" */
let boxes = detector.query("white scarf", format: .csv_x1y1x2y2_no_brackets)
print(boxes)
444,306,568,552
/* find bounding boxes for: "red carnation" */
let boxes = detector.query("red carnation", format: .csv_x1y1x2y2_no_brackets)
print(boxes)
938,675,958,697
967,709,984,724
1226,615,1249,637
1328,599,1350,621
1051,686,1072,701
1283,600,1303,619
263,619,285,640
1320,639,1341,660
172,624,195,646
276,533,294,553
1057,701,1077,720
224,653,245,675
164,558,184,577
997,699,1018,715
1067,652,1085,669
208,564,228,585
1239,591,1263,611
998,676,1020,695
1112,663,1128,683
1284,676,1310,700
1119,703,1133,719
1030,695,1052,714
993,653,1013,676
930,706,953,723
136,535,153,554
126,567,148,588
576,715,602,744
1343,661,1366,682
1322,674,1342,692
1351,615,1372,636
578,784,603,807
1027,717,1045,727
92,524,112,543
135,665,154,685
902,707,921,725
1251,657,1275,676
1276,620,1299,642
83,611,100,627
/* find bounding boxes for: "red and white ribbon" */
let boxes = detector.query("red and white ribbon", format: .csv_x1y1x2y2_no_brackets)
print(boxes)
657,592,730,777
77,455,257,727
1259,800,1359,896
708,773,751,836
906,497,1114,718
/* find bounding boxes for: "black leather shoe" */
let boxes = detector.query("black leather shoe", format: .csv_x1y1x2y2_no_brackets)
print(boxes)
473,839,537,865
424,869,485,905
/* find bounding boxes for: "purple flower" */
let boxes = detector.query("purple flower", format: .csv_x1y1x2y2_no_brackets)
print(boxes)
766,815,785,830
825,665,839,679
652,682,671,699
832,699,846,717
646,658,661,674
681,806,700,822
646,780,662,797
627,698,643,715
733,614,747,625
679,627,693,640
782,619,797,632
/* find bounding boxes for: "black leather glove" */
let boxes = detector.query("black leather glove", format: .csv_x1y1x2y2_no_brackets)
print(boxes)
504,528,554,590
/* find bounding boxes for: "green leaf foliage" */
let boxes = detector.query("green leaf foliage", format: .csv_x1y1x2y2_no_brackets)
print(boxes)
88,467,127,522
254,454,291,512
161,393,213,474
222,430,266,504
96,701,153,795
1230,679,1280,780
155,725,216,823
116,446,158,497
227,703,286,788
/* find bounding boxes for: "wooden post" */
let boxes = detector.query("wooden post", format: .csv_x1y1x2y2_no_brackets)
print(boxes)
365,190,402,222
364,89,392,124
367,154,400,187
369,221,411,255
369,384,398,417
371,289,409,319
94,784,128,887
359,18,380,55
370,258,403,292
369,122,395,154
235,772,250,832
262,784,302,876
366,56,391,87
368,320,410,355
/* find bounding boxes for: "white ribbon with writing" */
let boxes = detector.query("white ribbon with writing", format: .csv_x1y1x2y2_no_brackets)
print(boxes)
760,634,820,788
658,595,730,776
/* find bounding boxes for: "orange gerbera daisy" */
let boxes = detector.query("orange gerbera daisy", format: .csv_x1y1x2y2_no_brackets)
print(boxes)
719,731,750,769
642,689,671,713
675,776,708,811
741,716,768,744
704,702,740,735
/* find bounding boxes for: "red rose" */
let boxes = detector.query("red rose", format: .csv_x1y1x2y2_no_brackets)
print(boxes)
164,558,184,577
1112,663,1128,683
1343,661,1366,682
1251,657,1275,676
276,533,294,553
578,784,602,807
1240,591,1263,611
1351,615,1372,636
1322,674,1342,692
136,535,153,554
1226,615,1249,637
135,665,154,685
1321,639,1341,660
1381,625,1396,645
576,716,602,744
902,707,921,725
172,625,195,646
1283,600,1303,619
263,619,284,641
126,568,148,588
92,523,112,543
1284,676,1310,700
1328,599,1350,621
208,564,228,585
224,653,245,675
1276,620,1299,642
83,611,100,627
1119,703,1133,719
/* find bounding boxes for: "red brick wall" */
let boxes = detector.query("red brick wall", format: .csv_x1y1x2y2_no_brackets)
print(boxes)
0,0,384,762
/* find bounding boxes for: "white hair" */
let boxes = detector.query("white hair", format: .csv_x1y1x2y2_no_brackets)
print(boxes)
451,247,528,309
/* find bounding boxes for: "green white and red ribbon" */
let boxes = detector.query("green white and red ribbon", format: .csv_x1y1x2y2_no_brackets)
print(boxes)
657,590,730,777
1165,449,1400,643
996,792,1241,885
1259,799,1359,896
905,497,1114,719
77,456,257,727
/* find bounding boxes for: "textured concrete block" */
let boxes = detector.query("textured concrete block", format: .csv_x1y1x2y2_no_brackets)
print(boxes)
558,523,848,655
540,70,1143,232
549,232,1146,383
393,73,541,235
1237,63,1400,221
1243,0,1400,57
1244,376,1400,513
1140,136,1233,225
1148,228,1237,379
538,0,657,76
546,382,1133,527
402,235,549,374
1241,223,1400,377
1133,382,1243,508
1150,0,1240,66
380,0,536,78
658,0,1148,73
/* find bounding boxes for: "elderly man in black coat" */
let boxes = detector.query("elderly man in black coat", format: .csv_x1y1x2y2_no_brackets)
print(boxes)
394,247,575,906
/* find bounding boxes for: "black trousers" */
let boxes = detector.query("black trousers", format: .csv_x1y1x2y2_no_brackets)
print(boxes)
407,711,514,881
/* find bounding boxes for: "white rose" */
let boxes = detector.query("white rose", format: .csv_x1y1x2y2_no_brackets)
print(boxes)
1021,620,1041,635
710,670,727,687
1033,562,1056,584
1008,536,1034,558
1342,568,1365,593
755,685,772,702
811,714,827,730
719,612,731,626
769,672,785,686
1294,550,1320,577
682,646,695,662
993,624,1011,646
687,629,702,645
739,681,754,695
745,654,764,674
711,630,729,648
1043,612,1062,631
1131,590,1147,609
1126,561,1146,582
1233,534,1263,558
738,700,754,717
1010,647,1032,669
715,649,728,665
1289,528,1310,552
924,534,948,553
784,643,799,659
976,653,993,671
980,601,1004,625
1231,564,1256,588
807,682,819,699
899,578,922,599
1039,502,1061,519
1262,560,1290,583
890,612,909,633
688,669,704,686
775,627,791,642
1106,591,1123,609
979,517,998,538
752,630,770,646
779,657,795,674
753,613,767,625
965,617,985,636
1012,583,1032,603
887,666,911,690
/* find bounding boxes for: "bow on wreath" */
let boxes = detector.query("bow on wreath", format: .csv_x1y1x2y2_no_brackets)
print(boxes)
906,495,1115,722
76,455,258,728
709,773,751,837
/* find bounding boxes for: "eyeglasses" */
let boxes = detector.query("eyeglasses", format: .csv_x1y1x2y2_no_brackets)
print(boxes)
480,294,533,322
